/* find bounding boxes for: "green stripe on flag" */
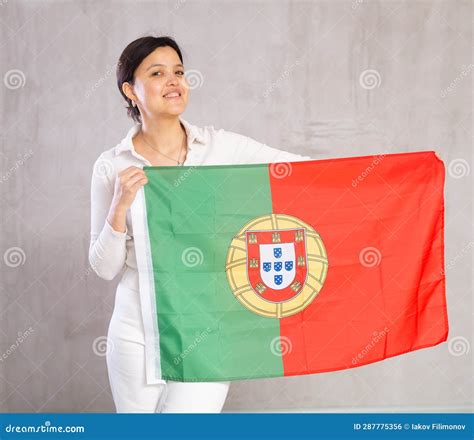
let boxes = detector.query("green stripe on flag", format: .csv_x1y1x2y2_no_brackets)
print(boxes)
143,164,284,381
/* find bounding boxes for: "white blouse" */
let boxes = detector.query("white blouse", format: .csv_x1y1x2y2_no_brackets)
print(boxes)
88,117,311,283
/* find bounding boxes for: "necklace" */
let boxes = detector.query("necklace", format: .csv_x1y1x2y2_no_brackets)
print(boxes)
140,129,187,166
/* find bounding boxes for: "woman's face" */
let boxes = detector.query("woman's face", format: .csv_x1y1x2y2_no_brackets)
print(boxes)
126,46,189,119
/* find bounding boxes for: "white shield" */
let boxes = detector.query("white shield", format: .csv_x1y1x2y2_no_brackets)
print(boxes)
259,243,296,290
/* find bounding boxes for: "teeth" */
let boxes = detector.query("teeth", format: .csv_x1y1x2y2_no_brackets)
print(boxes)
164,92,180,98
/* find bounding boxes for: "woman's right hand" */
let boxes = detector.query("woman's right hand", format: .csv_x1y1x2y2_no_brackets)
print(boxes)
112,166,149,211
106,166,148,234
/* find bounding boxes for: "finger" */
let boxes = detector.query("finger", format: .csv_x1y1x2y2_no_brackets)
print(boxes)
120,168,146,183
118,166,145,178
117,166,137,177
124,173,148,189
129,177,148,193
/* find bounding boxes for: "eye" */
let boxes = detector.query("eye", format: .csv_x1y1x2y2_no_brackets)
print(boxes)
152,70,184,77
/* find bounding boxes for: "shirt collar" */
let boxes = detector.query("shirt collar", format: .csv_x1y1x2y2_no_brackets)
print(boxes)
114,116,206,156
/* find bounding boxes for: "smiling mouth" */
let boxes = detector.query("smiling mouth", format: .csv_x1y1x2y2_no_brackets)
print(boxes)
163,92,182,100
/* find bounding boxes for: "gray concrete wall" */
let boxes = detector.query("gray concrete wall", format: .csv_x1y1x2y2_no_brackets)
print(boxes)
0,0,472,412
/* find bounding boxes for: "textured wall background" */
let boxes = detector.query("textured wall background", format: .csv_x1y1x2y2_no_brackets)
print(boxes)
0,0,472,412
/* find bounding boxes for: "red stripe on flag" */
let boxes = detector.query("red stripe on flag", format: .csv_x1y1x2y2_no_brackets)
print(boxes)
268,152,448,376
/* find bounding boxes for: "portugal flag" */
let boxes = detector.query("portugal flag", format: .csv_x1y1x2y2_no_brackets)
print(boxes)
131,151,448,384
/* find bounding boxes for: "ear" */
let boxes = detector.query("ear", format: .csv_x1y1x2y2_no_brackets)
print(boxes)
122,82,137,102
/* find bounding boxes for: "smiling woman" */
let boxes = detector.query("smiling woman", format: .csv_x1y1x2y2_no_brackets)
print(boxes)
117,37,187,124
117,36,189,167
89,35,310,414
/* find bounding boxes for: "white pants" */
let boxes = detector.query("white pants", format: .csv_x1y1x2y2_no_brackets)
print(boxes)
106,276,231,413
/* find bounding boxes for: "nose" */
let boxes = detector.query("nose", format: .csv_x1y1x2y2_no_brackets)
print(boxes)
165,71,180,85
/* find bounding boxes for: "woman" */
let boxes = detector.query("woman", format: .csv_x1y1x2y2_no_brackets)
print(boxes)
89,35,311,413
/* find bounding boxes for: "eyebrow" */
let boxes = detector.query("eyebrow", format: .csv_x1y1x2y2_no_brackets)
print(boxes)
146,63,184,71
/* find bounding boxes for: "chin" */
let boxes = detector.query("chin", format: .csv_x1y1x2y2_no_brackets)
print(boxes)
158,108,186,118
167,104,187,114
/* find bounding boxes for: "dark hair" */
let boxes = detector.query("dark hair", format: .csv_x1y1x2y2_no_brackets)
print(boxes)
116,35,184,123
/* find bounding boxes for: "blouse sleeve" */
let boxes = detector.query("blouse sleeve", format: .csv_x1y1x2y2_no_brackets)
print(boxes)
225,130,312,164
88,154,130,280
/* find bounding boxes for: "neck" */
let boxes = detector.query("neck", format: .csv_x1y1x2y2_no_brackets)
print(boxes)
139,115,185,156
